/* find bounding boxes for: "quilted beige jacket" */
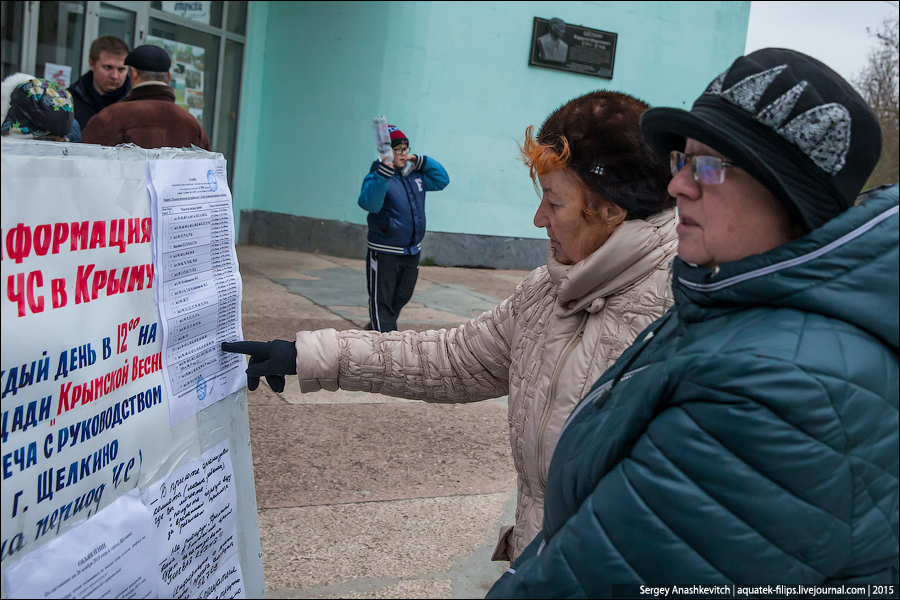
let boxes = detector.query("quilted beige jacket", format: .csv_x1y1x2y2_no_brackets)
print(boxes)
294,208,677,561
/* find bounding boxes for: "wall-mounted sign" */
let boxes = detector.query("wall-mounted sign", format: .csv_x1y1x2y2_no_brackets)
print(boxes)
529,17,617,79
161,1,211,25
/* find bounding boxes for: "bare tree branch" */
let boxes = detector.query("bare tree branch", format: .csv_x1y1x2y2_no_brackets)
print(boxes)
854,16,899,188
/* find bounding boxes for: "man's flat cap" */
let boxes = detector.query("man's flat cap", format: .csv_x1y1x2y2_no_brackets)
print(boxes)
124,45,171,72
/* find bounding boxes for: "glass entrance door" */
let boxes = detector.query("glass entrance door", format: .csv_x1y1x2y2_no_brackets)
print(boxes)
35,1,86,87
147,17,219,142
1,0,247,184
98,2,135,45
1,1,26,80
147,1,247,185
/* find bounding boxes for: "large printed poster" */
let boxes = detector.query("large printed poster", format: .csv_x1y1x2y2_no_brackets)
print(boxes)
147,35,205,122
1,146,173,569
0,142,254,598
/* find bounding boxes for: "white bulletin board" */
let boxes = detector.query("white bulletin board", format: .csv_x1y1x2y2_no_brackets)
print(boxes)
0,140,263,599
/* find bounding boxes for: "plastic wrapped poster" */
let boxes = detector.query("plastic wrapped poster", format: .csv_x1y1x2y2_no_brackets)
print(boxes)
373,116,392,163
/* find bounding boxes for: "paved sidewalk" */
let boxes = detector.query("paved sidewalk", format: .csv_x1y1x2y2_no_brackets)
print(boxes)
237,245,534,599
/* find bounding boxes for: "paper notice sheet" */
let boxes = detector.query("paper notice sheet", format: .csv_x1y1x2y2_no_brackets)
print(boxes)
3,489,156,599
148,158,245,426
141,439,245,599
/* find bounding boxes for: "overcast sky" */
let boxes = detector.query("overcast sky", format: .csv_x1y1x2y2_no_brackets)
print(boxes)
745,0,898,83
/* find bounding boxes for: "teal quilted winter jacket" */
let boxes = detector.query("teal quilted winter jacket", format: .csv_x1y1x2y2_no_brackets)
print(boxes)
488,185,899,598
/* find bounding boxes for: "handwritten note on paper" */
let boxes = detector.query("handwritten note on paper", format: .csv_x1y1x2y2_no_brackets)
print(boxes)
142,439,245,599
3,489,156,599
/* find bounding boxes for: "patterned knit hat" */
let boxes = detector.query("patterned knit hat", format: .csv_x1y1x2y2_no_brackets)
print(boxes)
641,48,882,231
1,75,73,139
388,125,408,148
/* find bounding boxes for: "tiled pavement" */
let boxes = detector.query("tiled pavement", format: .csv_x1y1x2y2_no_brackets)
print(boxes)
236,246,533,599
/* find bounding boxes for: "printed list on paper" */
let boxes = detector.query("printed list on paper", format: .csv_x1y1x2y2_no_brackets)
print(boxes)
148,158,245,426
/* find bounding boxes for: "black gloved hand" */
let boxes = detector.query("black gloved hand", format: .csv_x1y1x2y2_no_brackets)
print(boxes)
221,340,297,393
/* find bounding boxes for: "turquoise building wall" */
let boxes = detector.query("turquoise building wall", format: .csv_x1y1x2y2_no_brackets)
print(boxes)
233,1,750,244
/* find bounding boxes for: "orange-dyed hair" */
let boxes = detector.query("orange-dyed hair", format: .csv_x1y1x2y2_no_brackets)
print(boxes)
520,125,603,222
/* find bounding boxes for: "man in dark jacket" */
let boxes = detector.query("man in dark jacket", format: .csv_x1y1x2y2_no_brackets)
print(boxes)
488,48,898,597
68,36,131,131
357,125,449,331
82,45,210,151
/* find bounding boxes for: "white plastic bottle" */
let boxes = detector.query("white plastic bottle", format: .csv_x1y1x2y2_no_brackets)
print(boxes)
373,116,392,163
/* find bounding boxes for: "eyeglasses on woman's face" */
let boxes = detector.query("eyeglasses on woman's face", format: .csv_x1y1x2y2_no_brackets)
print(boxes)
670,150,735,185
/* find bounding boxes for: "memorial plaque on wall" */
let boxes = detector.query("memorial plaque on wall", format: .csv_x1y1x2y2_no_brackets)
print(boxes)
529,17,617,79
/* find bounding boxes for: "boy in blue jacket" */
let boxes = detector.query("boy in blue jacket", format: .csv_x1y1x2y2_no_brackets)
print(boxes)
357,125,449,331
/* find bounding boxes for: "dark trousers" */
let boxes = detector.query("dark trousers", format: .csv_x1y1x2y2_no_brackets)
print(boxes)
366,250,419,332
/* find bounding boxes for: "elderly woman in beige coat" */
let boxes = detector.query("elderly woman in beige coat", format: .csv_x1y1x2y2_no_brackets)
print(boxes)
223,91,677,562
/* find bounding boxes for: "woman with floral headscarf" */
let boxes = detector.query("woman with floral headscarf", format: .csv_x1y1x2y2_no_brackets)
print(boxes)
1,73,76,142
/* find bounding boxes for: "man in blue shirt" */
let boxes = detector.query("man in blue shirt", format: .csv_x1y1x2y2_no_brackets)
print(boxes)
357,125,449,331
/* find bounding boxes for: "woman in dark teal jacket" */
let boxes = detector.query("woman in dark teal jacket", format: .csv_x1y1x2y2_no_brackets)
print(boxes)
489,48,898,597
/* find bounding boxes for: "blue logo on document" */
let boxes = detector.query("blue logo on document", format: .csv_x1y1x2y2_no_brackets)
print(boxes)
207,169,217,192
197,374,207,401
